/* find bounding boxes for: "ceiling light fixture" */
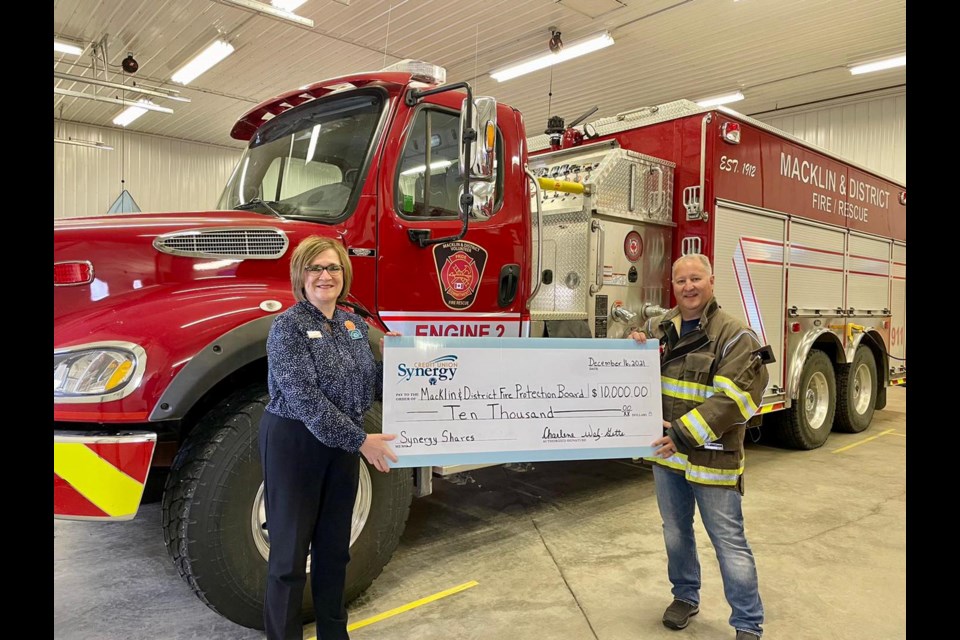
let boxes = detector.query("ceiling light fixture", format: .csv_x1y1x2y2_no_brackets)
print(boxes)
271,0,307,11
54,71,192,102
54,38,85,56
171,40,235,85
849,54,905,75
695,91,745,108
218,0,315,28
54,137,113,151
54,87,176,114
489,31,614,82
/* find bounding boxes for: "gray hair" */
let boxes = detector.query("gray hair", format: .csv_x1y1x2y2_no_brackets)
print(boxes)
673,253,713,276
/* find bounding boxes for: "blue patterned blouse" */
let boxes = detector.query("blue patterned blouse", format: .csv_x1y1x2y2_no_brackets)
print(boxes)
265,301,382,453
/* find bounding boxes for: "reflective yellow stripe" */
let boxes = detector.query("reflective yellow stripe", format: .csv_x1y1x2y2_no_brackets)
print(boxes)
713,375,758,420
680,408,718,446
647,452,742,486
685,460,743,486
646,452,688,471
662,376,714,403
53,443,144,518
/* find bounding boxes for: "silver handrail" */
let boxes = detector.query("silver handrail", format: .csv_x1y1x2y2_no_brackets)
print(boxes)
525,167,544,308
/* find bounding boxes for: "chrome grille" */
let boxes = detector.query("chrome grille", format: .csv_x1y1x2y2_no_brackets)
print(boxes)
153,227,289,259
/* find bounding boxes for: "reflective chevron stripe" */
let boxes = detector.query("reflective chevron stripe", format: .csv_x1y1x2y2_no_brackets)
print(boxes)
53,432,156,521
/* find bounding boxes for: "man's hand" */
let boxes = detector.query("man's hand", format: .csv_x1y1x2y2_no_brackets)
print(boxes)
379,330,401,352
652,433,677,459
629,330,647,343
360,434,399,473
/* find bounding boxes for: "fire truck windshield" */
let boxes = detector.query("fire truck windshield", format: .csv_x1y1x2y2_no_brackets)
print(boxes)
217,91,384,221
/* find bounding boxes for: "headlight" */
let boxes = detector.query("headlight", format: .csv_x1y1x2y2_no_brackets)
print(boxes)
54,344,145,400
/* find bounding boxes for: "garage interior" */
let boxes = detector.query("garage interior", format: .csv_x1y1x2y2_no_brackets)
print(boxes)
54,1,906,639
55,389,906,639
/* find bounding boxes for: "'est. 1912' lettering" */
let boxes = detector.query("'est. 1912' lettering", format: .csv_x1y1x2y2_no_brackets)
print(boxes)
720,155,757,178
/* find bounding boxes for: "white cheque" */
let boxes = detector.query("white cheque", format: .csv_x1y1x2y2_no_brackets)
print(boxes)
382,336,662,468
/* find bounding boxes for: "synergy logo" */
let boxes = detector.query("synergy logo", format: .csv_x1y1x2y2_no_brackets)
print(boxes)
397,355,459,385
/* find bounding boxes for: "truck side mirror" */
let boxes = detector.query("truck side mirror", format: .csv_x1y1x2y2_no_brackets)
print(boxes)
460,96,497,182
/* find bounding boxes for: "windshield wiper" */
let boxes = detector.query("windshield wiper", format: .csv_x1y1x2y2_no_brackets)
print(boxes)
234,198,283,218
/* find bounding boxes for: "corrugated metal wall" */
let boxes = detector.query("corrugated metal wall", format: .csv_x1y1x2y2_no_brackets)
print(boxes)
755,88,906,184
53,121,243,219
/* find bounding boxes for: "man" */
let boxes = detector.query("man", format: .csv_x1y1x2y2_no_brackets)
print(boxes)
630,253,768,640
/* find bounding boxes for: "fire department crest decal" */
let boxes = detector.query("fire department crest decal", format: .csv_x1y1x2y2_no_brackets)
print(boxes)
433,241,488,310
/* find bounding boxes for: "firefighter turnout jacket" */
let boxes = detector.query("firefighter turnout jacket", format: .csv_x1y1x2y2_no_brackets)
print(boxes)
641,297,769,490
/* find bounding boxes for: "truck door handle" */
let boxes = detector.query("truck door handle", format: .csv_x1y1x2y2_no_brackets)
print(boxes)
498,264,520,307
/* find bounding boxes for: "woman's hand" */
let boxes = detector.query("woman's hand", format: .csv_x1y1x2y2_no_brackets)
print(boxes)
379,331,402,352
629,330,647,343
360,433,399,473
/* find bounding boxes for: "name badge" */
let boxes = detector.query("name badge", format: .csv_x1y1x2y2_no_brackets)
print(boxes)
703,442,723,451
307,330,323,339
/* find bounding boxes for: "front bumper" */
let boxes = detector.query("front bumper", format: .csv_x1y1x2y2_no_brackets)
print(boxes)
54,431,157,521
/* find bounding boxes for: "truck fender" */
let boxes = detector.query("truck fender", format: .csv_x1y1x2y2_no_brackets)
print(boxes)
787,328,844,400
850,328,889,386
149,315,275,421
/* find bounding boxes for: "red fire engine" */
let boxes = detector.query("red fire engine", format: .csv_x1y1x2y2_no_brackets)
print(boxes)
54,60,905,628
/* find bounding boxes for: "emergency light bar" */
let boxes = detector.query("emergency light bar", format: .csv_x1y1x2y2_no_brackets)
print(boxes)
381,60,446,85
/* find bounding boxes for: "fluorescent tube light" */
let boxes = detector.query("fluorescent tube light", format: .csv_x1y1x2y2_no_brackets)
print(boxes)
113,100,161,127
696,91,745,108
219,0,315,28
272,0,307,11
490,31,614,82
401,160,452,176
849,54,905,75
54,38,85,56
54,137,113,151
171,40,235,85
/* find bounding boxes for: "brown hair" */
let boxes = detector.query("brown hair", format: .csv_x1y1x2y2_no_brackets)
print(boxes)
289,236,353,304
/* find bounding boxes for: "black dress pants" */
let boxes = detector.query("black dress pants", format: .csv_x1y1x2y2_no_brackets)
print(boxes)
259,410,361,640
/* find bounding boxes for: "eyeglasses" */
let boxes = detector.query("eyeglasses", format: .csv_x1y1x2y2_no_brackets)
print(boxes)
304,264,344,274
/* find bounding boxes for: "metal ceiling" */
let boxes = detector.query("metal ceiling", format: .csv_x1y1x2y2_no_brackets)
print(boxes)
54,0,906,149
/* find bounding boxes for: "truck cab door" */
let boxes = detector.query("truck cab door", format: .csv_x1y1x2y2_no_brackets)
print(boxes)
376,102,525,338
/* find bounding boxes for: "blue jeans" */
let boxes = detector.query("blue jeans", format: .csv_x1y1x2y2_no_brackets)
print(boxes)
653,464,764,636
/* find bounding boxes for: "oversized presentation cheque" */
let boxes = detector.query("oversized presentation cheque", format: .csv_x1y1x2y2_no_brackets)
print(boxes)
382,336,663,468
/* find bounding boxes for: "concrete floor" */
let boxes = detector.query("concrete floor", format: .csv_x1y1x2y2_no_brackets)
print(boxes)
54,388,906,640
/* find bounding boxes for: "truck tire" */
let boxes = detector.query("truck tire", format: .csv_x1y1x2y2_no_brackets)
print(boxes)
161,385,413,629
834,345,877,433
778,349,836,450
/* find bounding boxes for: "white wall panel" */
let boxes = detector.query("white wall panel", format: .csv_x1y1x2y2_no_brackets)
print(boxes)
54,121,243,219
756,89,906,184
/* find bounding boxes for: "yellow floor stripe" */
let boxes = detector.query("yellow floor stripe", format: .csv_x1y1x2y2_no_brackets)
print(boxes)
53,443,144,517
831,428,896,454
888,433,907,438
305,580,479,638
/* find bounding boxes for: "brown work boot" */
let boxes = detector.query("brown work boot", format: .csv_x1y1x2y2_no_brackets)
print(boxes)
662,599,699,630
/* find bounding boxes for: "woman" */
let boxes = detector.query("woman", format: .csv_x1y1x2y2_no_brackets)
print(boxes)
259,235,399,640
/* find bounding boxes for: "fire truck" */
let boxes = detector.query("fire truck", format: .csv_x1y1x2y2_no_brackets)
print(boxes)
53,60,906,629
